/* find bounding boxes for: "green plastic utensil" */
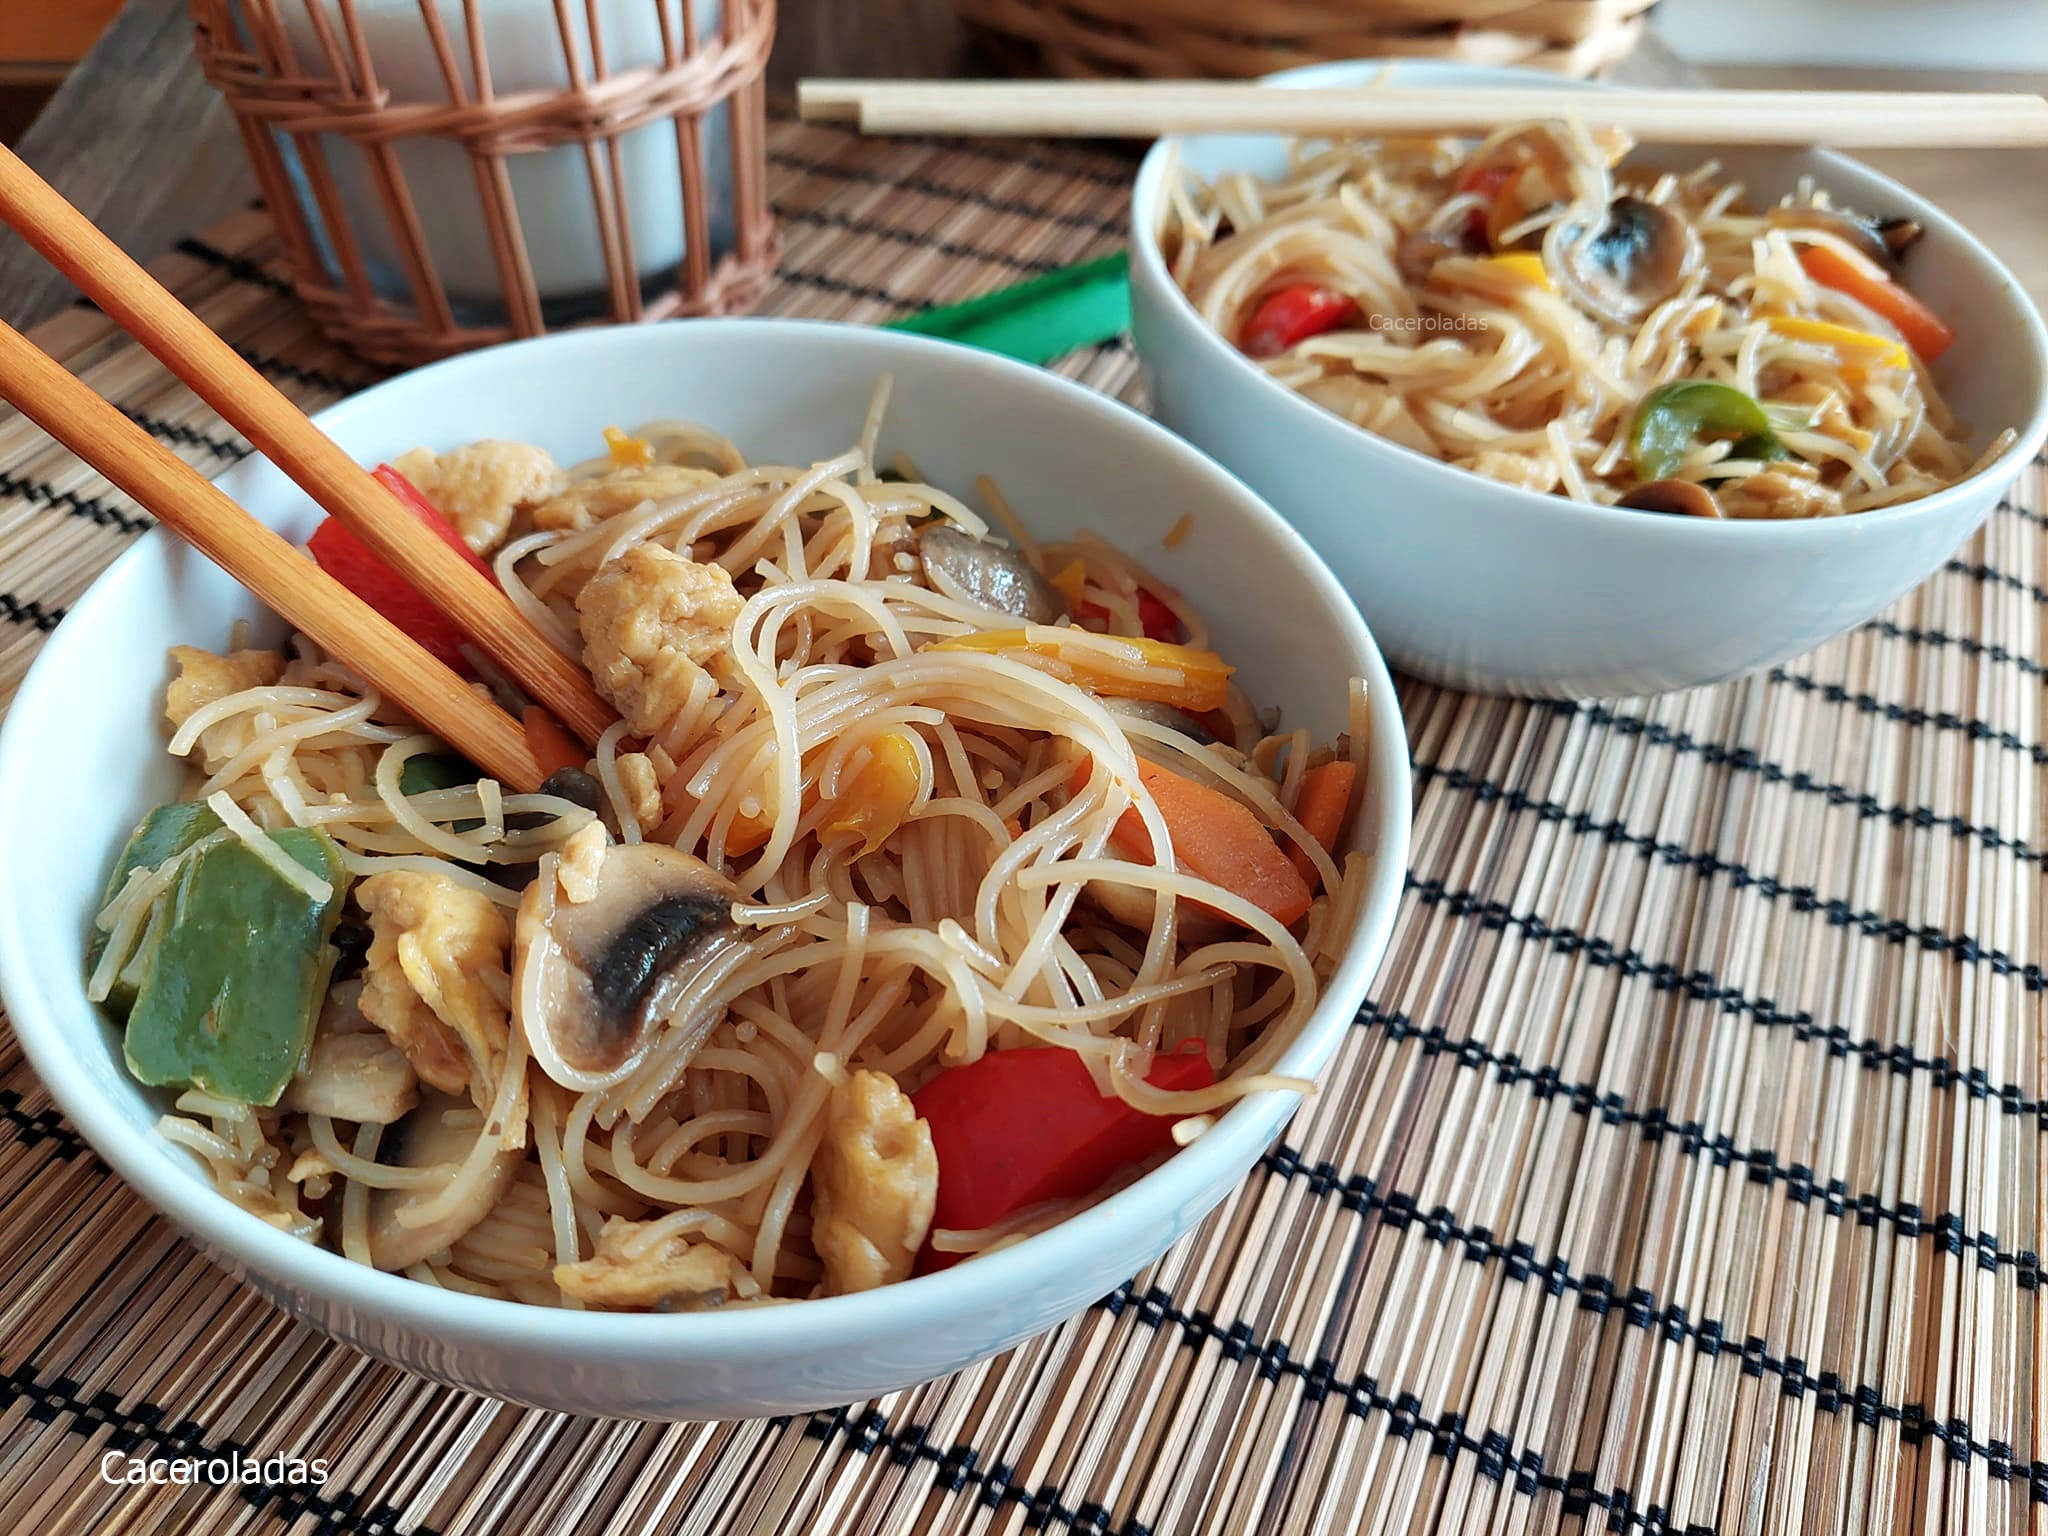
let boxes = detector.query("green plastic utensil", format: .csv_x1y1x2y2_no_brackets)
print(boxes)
884,252,1131,366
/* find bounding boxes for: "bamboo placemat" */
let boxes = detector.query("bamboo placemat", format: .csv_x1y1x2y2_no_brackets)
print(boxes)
1,117,2043,1536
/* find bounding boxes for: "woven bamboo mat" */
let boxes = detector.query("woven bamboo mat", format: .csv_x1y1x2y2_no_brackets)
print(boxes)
1,115,2043,1536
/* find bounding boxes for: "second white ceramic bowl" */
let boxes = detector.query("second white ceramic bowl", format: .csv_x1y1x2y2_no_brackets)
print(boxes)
0,320,1411,1420
1130,60,2048,698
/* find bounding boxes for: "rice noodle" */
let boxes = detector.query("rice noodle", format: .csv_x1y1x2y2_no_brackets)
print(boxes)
108,404,1368,1309
1167,125,2010,516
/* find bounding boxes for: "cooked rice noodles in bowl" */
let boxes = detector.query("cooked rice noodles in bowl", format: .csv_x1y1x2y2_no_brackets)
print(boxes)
95,387,1371,1312
1163,119,2015,518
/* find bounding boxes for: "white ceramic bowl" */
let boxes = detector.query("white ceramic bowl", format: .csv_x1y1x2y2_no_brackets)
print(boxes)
1130,59,2048,697
0,320,1410,1420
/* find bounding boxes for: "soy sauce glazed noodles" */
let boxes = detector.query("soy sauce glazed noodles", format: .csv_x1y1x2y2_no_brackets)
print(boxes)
93,389,1369,1310
1164,120,2014,519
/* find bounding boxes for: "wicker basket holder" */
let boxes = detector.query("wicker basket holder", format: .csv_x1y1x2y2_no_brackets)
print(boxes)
189,0,779,368
956,0,1654,79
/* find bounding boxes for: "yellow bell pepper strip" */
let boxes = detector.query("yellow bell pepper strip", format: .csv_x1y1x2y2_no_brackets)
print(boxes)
928,626,1233,714
1766,315,1910,375
603,425,655,468
89,801,223,1017
121,824,350,1106
1799,246,1955,361
1629,380,1786,482
1049,559,1089,609
1483,253,1553,290
822,732,923,855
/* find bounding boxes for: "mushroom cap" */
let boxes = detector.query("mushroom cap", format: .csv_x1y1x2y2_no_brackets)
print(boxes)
514,839,744,1094
1549,196,1700,327
1619,478,1723,519
918,524,1068,625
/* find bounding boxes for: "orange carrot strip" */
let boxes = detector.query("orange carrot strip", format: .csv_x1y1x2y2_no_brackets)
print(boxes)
1798,246,1956,361
522,705,588,778
1286,760,1357,885
1078,756,1311,928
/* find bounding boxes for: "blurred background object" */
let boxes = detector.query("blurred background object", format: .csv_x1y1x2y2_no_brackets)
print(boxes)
186,0,777,366
954,0,1657,80
1,0,2043,334
0,0,124,143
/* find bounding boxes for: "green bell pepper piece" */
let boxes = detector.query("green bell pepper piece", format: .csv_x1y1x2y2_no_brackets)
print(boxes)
398,752,476,797
398,750,482,832
89,801,224,1019
122,826,349,1106
1629,380,1786,482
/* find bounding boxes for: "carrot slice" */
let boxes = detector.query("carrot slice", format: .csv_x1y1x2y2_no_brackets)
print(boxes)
1079,757,1311,928
1286,760,1357,885
1798,246,1956,362
522,705,588,778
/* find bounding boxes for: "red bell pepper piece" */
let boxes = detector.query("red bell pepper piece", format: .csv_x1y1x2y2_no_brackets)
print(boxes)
1074,586,1180,642
1455,161,1516,248
1238,284,1359,359
913,1042,1215,1270
306,465,495,671
1135,587,1181,643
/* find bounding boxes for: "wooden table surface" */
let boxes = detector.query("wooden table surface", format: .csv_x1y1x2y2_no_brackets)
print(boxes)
2,0,2044,332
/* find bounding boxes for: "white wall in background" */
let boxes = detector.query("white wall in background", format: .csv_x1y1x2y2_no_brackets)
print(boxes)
1653,0,2048,71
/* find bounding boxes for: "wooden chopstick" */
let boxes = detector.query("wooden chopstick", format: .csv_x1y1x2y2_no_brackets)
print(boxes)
0,143,617,749
798,80,2048,148
0,318,547,794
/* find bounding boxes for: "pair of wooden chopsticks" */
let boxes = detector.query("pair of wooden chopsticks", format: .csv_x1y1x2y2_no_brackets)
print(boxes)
799,80,2048,148
0,146,617,795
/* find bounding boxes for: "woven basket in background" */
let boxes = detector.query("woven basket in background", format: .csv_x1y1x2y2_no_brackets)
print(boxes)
188,0,778,367
955,0,1655,79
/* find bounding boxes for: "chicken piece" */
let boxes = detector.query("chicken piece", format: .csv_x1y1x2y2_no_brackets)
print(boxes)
164,645,284,732
1466,449,1562,495
614,751,664,830
811,1070,937,1294
388,440,565,555
576,544,744,736
355,871,512,1103
555,1217,750,1310
555,820,608,904
529,464,717,533
1719,468,1845,520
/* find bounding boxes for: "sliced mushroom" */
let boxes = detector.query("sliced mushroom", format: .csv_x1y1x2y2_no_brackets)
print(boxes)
1550,196,1700,326
1766,205,1924,269
514,839,747,1092
1619,479,1723,518
918,524,1067,624
366,1090,521,1271
1104,697,1217,747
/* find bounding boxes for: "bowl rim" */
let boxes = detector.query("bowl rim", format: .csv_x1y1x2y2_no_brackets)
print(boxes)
0,317,1413,1357
1128,57,2048,545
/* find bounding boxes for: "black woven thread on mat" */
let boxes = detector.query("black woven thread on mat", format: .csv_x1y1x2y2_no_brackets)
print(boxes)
0,592,65,631
1340,1001,2037,1279
1413,761,2046,986
1404,874,2048,1121
1948,556,2048,608
1577,704,2046,866
1770,667,2048,766
0,1086,89,1153
0,1366,439,1536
